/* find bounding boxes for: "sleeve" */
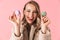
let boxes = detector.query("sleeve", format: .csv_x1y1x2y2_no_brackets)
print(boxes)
39,27,51,40
34,27,51,40
9,27,23,40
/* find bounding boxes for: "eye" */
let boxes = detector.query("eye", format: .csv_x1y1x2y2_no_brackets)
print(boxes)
27,10,30,12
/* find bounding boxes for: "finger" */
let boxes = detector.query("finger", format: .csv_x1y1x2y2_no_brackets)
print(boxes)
44,17,50,26
9,14,17,23
9,16,14,22
44,20,50,26
42,16,48,23
13,12,17,19
9,16,16,25
9,16,13,21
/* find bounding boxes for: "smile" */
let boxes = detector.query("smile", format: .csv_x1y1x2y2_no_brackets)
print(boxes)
27,17,33,21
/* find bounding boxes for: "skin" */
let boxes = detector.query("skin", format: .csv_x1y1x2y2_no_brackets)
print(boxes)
9,4,50,36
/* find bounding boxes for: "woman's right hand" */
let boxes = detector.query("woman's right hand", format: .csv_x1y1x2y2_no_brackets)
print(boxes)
9,11,21,37
9,11,20,26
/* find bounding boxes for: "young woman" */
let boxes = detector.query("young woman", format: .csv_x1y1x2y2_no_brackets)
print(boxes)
9,1,51,40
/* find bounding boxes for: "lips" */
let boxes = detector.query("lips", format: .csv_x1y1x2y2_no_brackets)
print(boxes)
29,19,33,21
27,17,33,21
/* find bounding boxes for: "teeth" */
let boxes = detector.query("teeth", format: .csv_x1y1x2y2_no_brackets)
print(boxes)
15,10,20,16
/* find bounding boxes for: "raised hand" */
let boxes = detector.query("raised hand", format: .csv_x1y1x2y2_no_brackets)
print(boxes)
9,10,21,36
41,12,50,34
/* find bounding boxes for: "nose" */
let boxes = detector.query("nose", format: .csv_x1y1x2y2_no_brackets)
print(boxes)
29,12,33,19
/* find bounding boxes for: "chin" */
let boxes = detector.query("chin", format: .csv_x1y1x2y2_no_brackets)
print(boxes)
26,18,34,24
27,21,33,24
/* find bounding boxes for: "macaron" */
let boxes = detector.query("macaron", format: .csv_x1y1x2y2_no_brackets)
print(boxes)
42,11,47,17
15,10,20,19
15,10,20,16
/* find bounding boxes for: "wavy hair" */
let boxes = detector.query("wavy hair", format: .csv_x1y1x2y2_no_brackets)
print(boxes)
21,1,41,31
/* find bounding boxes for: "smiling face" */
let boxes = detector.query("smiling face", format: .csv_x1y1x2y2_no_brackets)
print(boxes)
24,4,37,24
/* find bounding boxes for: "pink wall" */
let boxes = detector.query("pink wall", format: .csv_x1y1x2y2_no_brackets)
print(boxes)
0,0,60,40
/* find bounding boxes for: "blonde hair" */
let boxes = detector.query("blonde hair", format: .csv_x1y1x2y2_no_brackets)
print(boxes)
21,1,41,30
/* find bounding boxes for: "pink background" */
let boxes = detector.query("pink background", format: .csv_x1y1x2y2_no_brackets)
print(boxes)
0,0,60,40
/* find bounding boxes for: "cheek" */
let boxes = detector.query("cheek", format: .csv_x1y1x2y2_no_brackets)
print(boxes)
34,14,37,19
24,12,29,17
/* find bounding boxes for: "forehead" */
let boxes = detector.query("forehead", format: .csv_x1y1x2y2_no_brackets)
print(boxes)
25,4,36,11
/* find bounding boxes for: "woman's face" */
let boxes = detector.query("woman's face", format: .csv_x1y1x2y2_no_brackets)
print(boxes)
24,4,37,24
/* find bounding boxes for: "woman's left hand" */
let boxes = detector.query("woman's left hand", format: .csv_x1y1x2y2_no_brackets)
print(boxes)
42,16,50,26
41,16,50,33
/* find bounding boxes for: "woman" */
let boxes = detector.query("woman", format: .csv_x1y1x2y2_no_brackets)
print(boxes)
9,1,51,40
